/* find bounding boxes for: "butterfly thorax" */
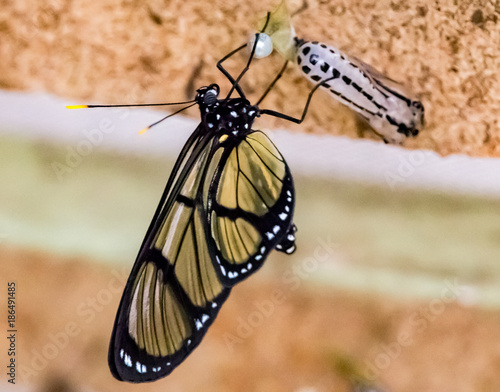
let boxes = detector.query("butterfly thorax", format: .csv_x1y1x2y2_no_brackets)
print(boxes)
196,84,259,137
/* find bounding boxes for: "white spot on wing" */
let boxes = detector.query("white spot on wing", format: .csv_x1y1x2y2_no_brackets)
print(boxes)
273,225,280,234
136,361,146,373
279,212,287,220
230,111,238,117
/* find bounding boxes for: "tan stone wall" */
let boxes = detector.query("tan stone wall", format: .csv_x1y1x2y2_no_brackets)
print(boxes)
2,0,499,157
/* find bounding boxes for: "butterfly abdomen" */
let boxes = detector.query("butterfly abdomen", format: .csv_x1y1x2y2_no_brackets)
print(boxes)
294,39,424,144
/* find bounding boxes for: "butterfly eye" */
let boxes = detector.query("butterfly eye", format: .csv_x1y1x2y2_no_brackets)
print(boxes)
204,88,219,105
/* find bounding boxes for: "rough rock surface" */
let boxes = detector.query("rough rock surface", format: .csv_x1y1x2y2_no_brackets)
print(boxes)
1,0,499,156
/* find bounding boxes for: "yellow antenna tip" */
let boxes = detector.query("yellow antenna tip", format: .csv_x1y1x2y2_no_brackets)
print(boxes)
66,105,88,109
138,126,150,135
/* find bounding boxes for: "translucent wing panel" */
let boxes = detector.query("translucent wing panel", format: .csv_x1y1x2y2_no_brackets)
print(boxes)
128,262,192,357
155,144,211,251
211,213,261,264
208,131,295,286
174,206,224,307
216,132,286,216
156,202,192,263
215,150,238,210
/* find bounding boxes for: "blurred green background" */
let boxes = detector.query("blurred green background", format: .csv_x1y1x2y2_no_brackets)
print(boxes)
3,130,500,307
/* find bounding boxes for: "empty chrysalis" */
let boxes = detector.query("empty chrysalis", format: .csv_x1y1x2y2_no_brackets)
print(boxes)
252,0,425,145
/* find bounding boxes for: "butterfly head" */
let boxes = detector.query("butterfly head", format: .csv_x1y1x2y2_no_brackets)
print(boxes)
196,84,220,110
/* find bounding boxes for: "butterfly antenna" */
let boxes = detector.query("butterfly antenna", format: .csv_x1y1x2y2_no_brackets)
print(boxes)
66,100,195,109
139,102,197,134
260,11,272,32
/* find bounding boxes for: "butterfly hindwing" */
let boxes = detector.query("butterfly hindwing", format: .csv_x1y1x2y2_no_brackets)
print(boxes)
109,131,230,382
207,130,295,286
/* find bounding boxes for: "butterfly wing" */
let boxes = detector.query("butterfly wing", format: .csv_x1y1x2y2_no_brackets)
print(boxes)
350,55,421,104
109,125,230,382
207,130,296,286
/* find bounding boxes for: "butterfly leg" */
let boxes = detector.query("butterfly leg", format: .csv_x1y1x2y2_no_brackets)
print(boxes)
217,43,248,99
260,74,339,124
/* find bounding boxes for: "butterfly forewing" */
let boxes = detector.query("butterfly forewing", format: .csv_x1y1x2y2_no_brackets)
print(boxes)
109,130,230,383
208,130,295,286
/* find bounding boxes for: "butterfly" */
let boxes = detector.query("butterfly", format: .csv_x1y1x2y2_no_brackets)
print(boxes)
107,84,297,382
249,0,425,145
68,26,307,382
